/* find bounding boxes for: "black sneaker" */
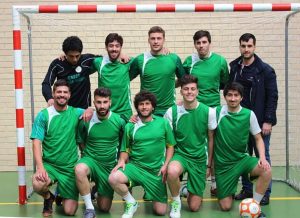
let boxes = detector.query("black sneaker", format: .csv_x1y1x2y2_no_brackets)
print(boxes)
260,195,270,206
210,187,217,197
54,186,63,206
234,189,253,200
258,211,267,218
91,185,98,201
42,192,55,217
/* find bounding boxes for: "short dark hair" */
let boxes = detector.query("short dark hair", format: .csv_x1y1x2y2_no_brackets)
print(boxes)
179,74,198,88
94,87,111,98
53,79,70,92
193,30,211,43
223,82,244,97
148,26,165,38
62,36,83,54
134,90,157,110
105,33,123,47
239,33,256,45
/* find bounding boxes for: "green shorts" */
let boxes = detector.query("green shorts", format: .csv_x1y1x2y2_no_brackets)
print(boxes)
215,156,258,199
171,153,206,197
77,156,114,198
44,162,78,200
120,163,167,203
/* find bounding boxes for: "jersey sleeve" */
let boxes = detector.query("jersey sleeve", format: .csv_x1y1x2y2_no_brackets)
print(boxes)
208,107,217,130
164,119,176,147
220,57,229,89
175,54,185,79
77,119,88,144
42,59,60,102
120,124,131,153
250,111,261,135
129,56,141,81
30,111,47,141
182,56,192,74
76,108,85,118
163,107,173,129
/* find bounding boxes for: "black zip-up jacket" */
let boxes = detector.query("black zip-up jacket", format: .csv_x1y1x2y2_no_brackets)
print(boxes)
229,54,278,127
42,54,96,109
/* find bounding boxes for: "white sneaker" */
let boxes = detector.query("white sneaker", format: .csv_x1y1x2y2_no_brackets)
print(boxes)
122,202,138,218
170,200,181,218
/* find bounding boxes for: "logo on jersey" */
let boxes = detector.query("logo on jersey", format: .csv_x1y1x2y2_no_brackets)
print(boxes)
75,66,82,73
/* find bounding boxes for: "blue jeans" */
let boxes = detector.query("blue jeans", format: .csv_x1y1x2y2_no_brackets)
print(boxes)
241,134,272,196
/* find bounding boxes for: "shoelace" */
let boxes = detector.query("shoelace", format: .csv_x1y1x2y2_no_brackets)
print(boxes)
125,203,134,214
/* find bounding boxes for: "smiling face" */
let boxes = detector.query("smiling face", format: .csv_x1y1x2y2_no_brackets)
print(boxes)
137,100,153,119
106,40,122,61
181,82,198,104
224,90,243,111
53,85,70,108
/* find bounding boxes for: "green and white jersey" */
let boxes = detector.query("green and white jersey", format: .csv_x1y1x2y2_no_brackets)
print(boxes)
92,56,133,121
183,52,229,107
130,52,185,116
30,106,84,168
164,102,217,163
121,115,176,174
214,105,261,168
77,111,125,168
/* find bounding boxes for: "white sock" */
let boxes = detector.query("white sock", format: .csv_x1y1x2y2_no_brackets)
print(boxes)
253,192,264,204
123,192,136,204
82,193,94,210
172,195,181,203
211,176,217,189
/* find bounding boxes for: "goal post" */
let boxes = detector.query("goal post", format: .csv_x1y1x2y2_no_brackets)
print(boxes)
12,3,300,205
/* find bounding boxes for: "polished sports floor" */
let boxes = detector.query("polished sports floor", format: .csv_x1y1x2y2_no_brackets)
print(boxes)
0,170,299,218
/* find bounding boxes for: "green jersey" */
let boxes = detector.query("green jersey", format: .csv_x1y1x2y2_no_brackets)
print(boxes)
93,56,133,121
164,103,217,164
121,115,176,174
183,52,229,107
214,105,261,169
77,111,125,168
30,106,84,168
130,52,185,116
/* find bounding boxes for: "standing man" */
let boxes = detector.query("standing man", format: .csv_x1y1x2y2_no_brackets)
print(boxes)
31,79,84,217
130,26,185,116
165,75,217,218
75,87,125,218
230,33,278,205
42,36,96,109
183,30,229,107
214,82,271,218
109,91,176,218
92,33,133,122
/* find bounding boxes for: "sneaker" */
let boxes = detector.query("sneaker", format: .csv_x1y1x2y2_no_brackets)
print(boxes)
91,185,98,201
170,200,181,218
260,195,270,206
122,202,138,218
54,187,63,206
42,192,55,217
83,209,96,218
210,187,217,197
258,211,267,218
234,189,253,200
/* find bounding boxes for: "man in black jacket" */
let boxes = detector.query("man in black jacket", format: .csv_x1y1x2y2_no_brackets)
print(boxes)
229,33,278,207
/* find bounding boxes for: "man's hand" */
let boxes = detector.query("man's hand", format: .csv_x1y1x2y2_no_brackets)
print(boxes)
262,122,272,136
206,167,211,178
158,164,168,183
111,161,126,173
47,99,54,107
129,114,138,123
120,53,130,63
258,158,271,171
82,108,93,122
34,167,49,183
58,54,66,61
161,47,170,55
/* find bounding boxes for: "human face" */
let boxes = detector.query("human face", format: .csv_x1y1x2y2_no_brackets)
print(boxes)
224,90,243,111
148,32,165,54
137,100,153,119
106,40,122,61
65,51,81,65
94,95,111,118
194,36,210,58
53,86,70,108
239,39,256,61
180,83,198,103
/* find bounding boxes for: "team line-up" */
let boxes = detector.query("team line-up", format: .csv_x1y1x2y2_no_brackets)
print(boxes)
32,26,278,218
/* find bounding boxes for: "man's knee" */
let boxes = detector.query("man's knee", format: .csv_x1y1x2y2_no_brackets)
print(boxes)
63,200,78,216
75,163,88,178
153,202,167,216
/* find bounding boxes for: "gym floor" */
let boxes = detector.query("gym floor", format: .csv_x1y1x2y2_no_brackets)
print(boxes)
0,170,299,217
